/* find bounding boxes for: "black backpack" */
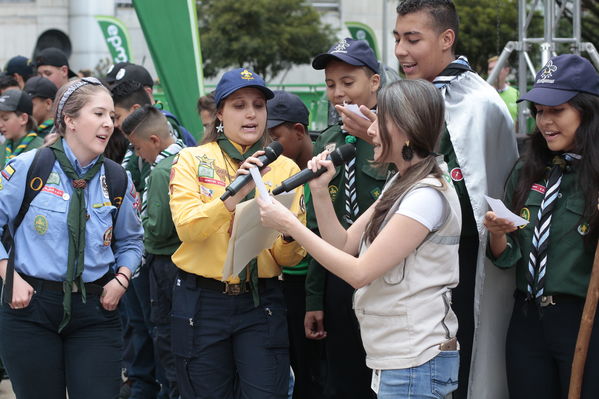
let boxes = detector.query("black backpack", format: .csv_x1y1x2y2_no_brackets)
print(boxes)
1,147,128,304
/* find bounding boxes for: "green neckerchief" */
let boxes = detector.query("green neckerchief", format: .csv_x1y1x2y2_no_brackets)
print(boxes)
216,134,263,306
51,138,104,331
5,131,38,162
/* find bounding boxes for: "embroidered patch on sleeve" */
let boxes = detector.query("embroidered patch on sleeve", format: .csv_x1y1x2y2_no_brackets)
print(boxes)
1,164,16,181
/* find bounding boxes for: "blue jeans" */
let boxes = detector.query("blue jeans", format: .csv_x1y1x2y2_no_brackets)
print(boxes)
378,351,459,399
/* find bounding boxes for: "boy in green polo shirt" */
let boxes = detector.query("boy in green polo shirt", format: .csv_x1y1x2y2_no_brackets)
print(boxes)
305,38,388,399
122,105,184,399
0,89,43,169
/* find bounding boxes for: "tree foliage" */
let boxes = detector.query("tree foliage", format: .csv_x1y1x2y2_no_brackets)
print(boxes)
198,0,336,80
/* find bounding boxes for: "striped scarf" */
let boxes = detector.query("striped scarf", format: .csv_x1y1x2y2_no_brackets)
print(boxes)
5,131,38,162
432,56,473,89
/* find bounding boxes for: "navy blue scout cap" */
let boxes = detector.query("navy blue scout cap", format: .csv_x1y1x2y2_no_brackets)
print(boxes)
5,56,34,78
267,91,309,129
24,76,58,100
312,38,379,74
214,68,274,107
518,54,599,106
0,89,33,115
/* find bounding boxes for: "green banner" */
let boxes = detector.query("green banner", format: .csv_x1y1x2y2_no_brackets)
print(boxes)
346,21,380,59
132,0,205,139
95,16,133,63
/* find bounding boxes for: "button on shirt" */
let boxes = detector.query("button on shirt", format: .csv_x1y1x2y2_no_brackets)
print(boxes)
0,140,144,282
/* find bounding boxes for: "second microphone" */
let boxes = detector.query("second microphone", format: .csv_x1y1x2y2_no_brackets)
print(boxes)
272,144,356,195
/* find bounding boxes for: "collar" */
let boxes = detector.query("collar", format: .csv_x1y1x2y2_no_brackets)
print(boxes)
63,139,101,176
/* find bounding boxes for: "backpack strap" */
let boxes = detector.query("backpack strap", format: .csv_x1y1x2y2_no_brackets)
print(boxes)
2,147,56,304
103,158,128,224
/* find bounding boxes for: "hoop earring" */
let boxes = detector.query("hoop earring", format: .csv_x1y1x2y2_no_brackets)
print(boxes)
216,121,224,133
402,140,413,161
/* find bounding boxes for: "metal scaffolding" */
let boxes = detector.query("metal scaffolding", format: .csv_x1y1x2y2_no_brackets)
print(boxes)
487,0,599,134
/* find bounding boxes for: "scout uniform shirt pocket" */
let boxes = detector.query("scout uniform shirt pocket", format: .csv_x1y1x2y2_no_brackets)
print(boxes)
25,189,69,266
89,205,117,249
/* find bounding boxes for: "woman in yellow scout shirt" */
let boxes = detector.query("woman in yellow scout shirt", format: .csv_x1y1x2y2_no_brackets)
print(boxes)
484,54,599,398
169,68,305,399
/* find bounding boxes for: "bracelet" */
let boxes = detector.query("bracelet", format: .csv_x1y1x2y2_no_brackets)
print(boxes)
116,272,130,284
114,275,128,290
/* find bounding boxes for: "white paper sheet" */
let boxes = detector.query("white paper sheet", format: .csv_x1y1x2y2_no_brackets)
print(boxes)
342,102,369,120
484,195,529,227
221,169,296,279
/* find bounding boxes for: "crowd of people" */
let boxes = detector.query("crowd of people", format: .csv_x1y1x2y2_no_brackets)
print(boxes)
0,0,597,398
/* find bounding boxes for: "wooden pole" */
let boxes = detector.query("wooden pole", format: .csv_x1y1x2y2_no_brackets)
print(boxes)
568,201,599,399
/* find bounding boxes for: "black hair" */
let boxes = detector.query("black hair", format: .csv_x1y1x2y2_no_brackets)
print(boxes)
111,80,151,109
121,104,169,139
104,127,129,164
0,74,19,91
396,0,460,51
512,93,599,246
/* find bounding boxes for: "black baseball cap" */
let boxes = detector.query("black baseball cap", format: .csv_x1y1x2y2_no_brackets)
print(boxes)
0,89,33,114
5,56,34,79
267,91,309,129
312,38,379,74
105,62,131,85
518,54,599,106
24,76,58,100
112,63,154,88
33,48,77,78
214,68,274,107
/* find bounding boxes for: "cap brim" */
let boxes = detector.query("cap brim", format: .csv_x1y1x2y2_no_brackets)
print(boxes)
68,69,77,78
517,87,578,106
312,53,365,70
218,84,274,106
267,119,285,129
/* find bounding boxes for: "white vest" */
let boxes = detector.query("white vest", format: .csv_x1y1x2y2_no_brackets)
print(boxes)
353,173,462,370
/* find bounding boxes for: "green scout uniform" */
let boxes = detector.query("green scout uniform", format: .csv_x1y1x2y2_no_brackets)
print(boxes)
0,133,44,169
37,119,55,138
438,125,479,242
305,124,390,311
490,162,593,297
141,154,180,255
124,152,151,194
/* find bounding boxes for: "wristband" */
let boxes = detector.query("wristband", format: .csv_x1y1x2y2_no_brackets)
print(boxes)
114,275,128,290
116,272,130,284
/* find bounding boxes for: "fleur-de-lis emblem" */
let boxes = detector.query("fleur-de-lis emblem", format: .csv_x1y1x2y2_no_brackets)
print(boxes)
333,39,350,52
240,69,254,80
540,60,558,80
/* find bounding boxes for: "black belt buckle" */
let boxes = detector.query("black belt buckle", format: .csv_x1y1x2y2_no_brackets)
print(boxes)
540,295,556,307
223,282,243,296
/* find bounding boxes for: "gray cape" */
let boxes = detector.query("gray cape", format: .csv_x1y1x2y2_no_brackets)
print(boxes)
441,71,519,399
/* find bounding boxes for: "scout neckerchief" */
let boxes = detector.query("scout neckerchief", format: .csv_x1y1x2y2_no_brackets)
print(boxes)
140,142,184,217
4,131,38,162
343,128,358,225
432,55,473,90
38,119,54,137
51,138,104,331
217,134,263,306
526,153,579,303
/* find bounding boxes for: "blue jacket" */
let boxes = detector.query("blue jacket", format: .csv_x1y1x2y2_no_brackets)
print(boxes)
0,140,144,282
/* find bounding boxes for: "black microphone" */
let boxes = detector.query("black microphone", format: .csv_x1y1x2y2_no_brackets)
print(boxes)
220,141,284,201
272,144,356,195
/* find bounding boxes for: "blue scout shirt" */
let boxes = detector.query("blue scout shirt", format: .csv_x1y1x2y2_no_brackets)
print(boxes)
0,140,144,282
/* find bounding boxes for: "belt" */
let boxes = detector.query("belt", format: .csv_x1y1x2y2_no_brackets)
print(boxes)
21,274,108,296
178,270,278,296
514,290,584,307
